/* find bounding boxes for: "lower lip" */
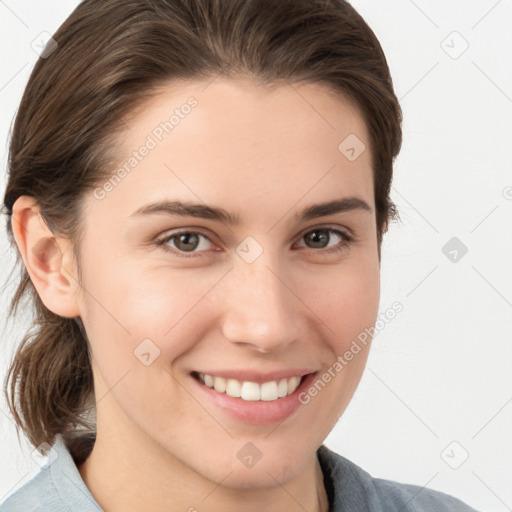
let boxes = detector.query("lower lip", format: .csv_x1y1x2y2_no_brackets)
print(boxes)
189,372,318,425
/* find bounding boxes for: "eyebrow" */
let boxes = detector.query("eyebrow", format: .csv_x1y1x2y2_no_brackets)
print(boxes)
129,197,372,225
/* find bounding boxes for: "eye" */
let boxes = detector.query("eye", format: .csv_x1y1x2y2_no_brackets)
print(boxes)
295,227,353,255
155,230,215,257
155,226,353,258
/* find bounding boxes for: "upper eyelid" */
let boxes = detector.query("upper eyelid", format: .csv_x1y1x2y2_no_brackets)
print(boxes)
156,227,216,245
297,224,353,239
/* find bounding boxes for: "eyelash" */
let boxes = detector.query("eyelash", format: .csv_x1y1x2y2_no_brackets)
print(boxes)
154,226,354,258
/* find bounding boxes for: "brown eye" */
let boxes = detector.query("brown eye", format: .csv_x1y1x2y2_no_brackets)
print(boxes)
297,227,353,254
304,228,330,249
156,230,214,257
172,232,201,252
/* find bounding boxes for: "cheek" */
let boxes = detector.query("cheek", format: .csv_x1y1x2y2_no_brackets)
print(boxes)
302,257,380,350
80,262,218,385
288,260,379,435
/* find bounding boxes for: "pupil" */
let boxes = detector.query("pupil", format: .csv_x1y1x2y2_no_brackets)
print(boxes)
307,229,328,248
176,233,198,252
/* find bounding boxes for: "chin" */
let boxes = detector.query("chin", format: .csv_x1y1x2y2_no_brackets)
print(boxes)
218,464,300,490
212,444,311,489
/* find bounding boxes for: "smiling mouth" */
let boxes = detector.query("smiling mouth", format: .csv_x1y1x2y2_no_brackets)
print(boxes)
191,371,309,402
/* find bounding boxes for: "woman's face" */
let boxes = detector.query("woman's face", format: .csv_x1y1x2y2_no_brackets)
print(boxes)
76,77,380,487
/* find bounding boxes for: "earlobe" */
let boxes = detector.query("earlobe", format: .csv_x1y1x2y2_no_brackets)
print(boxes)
11,195,82,318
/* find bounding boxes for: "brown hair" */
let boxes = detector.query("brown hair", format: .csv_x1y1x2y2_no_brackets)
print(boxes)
2,0,402,462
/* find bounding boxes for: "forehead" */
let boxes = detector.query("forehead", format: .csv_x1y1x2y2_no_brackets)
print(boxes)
91,77,374,223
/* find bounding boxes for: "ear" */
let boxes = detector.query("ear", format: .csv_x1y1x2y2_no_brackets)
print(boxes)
10,195,82,318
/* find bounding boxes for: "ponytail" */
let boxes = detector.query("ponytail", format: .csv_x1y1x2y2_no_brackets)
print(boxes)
5,268,95,460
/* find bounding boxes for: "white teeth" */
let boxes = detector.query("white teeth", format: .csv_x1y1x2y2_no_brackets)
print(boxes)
277,378,288,397
241,381,260,401
226,378,241,398
213,377,226,393
198,373,304,401
260,381,278,401
288,376,301,394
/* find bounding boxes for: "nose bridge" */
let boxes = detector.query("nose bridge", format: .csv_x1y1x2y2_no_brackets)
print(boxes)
221,251,303,351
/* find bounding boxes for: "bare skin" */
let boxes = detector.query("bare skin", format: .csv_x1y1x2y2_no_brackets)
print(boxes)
12,77,380,512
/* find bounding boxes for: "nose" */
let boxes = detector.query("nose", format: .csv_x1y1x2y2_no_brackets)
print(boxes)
220,255,306,353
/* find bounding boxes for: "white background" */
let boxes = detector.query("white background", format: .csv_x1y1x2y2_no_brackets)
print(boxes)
0,1,511,511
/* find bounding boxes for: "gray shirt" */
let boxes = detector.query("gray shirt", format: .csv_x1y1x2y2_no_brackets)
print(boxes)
0,434,481,511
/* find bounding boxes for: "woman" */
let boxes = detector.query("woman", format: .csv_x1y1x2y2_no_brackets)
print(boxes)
1,0,481,510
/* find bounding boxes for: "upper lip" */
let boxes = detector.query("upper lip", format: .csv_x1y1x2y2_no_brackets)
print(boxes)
192,369,317,384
